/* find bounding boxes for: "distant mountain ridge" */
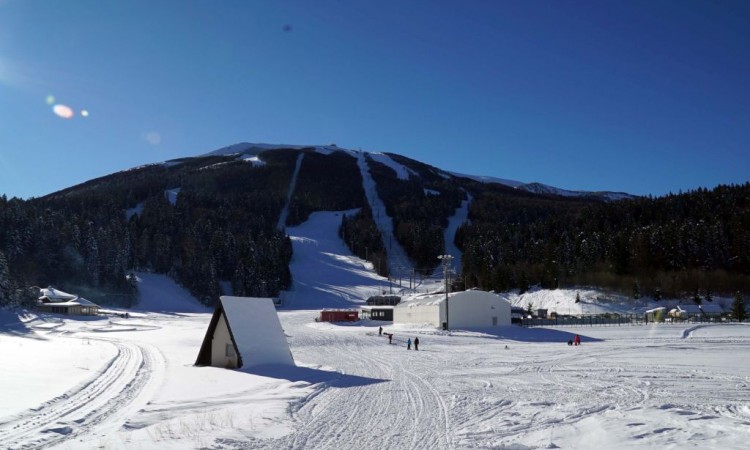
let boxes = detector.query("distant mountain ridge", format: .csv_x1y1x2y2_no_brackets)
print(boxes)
204,142,636,201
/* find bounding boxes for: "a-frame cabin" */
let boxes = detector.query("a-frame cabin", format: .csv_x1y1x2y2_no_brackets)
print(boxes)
195,296,295,369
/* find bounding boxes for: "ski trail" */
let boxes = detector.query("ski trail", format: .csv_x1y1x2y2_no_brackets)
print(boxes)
357,152,414,282
434,191,472,278
273,317,457,450
284,211,387,307
277,152,305,230
0,339,161,449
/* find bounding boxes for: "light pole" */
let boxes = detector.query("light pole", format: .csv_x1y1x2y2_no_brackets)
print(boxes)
438,254,453,330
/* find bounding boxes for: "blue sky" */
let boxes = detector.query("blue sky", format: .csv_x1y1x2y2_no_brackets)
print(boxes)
1,0,748,199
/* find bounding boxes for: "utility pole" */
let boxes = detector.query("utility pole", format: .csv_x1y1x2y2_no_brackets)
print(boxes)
438,254,453,330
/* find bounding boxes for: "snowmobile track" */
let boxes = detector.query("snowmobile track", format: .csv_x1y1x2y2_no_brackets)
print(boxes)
0,338,156,449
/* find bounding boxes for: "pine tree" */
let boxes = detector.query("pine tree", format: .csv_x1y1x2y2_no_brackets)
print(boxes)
518,272,530,295
732,291,747,322
632,281,641,299
0,251,11,306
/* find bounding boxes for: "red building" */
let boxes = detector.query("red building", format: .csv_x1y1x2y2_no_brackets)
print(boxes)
319,309,359,322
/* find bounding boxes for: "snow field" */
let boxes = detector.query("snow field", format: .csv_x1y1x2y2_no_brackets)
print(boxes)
6,309,748,449
272,316,750,450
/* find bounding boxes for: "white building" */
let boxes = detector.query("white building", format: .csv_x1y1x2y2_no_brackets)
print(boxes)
393,289,511,329
669,303,723,319
645,306,666,322
37,287,100,316
195,296,295,370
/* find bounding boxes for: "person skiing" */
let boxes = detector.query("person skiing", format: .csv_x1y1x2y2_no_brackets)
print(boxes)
414,337,419,351
379,326,382,336
407,338,412,350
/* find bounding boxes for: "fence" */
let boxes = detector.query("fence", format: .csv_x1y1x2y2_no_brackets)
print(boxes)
520,313,737,327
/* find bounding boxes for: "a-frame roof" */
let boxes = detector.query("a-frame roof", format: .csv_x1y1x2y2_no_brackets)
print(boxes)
195,296,294,369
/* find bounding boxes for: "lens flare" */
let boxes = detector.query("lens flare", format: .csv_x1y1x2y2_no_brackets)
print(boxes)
145,132,161,145
52,104,74,119
45,95,55,105
80,109,89,117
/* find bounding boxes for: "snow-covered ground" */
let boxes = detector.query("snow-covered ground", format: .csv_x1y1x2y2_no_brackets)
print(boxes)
2,210,749,449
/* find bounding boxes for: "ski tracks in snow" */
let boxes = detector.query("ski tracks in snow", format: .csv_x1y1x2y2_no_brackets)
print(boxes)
0,338,163,449
278,330,454,450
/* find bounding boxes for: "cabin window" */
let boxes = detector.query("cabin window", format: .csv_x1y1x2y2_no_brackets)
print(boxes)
225,343,236,358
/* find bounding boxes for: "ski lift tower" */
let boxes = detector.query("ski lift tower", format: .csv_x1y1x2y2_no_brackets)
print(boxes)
438,254,454,330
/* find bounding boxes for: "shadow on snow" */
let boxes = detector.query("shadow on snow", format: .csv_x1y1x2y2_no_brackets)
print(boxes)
455,325,604,344
246,364,388,388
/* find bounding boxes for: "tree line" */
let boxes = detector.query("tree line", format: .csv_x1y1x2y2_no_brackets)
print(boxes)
457,183,750,299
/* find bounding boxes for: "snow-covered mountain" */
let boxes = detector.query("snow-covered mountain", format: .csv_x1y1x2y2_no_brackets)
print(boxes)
206,142,636,201
518,182,634,201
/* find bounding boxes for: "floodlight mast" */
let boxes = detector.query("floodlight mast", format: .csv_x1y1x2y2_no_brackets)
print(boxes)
438,254,454,330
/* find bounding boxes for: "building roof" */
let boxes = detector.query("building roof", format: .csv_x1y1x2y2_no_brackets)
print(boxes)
675,304,723,314
366,295,401,305
39,287,77,302
396,289,510,308
38,287,99,308
197,296,294,369
360,305,395,311
397,292,447,308
645,307,666,313
53,297,99,307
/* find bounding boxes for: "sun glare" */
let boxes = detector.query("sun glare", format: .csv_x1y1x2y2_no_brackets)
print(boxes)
52,104,74,119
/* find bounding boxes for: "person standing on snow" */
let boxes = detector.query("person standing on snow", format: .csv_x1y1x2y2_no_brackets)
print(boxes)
379,326,382,336
388,333,393,344
414,337,419,351
407,338,412,350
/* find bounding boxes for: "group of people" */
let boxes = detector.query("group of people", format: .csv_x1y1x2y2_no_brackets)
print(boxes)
379,326,420,350
567,334,582,346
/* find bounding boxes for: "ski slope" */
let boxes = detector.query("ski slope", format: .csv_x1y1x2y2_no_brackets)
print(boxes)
357,152,415,282
277,152,305,230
